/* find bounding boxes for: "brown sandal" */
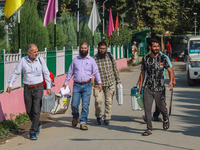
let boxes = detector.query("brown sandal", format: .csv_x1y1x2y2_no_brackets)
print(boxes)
142,130,152,136
80,124,88,130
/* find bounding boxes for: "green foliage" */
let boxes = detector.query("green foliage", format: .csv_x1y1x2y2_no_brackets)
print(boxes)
0,113,30,139
60,13,77,49
111,26,132,46
0,23,9,51
47,22,67,51
10,1,49,53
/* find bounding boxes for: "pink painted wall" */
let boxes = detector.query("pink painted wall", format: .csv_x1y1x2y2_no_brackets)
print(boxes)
0,59,127,122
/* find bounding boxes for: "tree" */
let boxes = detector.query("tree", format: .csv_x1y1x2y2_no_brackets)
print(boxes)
10,1,49,53
47,22,67,50
60,13,77,49
0,23,9,51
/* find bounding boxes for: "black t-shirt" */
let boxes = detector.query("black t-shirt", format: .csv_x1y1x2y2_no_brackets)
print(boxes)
141,54,170,91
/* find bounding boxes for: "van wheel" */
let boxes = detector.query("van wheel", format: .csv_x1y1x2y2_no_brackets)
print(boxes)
187,71,195,86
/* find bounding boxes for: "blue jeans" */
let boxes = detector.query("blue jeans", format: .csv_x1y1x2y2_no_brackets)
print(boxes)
71,82,92,124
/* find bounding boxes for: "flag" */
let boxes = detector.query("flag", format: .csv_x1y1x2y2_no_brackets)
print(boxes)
107,8,114,38
43,0,58,26
88,0,101,36
4,0,25,18
115,13,119,31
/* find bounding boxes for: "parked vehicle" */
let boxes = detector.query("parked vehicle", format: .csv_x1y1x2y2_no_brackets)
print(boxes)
186,36,200,85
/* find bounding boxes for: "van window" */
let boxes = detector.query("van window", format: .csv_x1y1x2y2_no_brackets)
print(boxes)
189,40,200,53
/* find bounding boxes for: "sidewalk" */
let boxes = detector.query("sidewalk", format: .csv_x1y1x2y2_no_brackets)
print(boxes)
0,64,199,150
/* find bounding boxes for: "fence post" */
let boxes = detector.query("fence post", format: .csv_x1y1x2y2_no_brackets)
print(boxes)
0,49,5,92
45,47,47,63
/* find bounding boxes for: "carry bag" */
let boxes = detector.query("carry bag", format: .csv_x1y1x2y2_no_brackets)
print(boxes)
130,86,143,110
42,91,56,112
51,94,71,114
116,83,123,105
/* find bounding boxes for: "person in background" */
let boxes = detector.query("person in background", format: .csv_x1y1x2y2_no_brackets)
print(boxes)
63,42,102,130
166,41,172,59
131,41,138,64
93,41,121,125
7,44,51,140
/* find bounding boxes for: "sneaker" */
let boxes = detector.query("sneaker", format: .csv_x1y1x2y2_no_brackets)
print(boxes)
104,120,110,125
29,133,37,140
72,117,79,127
96,117,101,125
36,124,42,135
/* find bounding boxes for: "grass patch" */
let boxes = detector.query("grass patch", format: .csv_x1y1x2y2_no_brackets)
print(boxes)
0,113,30,139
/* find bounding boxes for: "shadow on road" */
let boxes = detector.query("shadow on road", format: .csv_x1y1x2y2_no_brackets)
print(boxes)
168,71,200,137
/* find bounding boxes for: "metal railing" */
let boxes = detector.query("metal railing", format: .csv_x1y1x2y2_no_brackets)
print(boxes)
0,45,125,92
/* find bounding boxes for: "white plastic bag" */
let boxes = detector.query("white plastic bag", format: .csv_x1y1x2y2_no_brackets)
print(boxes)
116,83,123,105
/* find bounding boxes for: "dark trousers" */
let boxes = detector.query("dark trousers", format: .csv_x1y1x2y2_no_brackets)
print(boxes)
24,85,43,134
143,88,168,130
153,105,160,118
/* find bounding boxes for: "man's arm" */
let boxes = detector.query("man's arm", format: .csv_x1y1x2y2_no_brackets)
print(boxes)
40,57,51,95
136,72,142,86
92,59,102,92
63,61,74,87
138,71,145,93
167,67,173,90
7,58,23,93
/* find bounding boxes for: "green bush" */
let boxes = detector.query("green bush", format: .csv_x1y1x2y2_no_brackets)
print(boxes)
0,113,30,139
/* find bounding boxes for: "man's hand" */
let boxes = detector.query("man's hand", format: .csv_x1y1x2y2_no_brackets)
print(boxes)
98,84,102,92
47,89,51,96
117,81,121,84
169,81,173,91
63,84,67,89
6,87,12,93
173,78,176,86
137,88,141,94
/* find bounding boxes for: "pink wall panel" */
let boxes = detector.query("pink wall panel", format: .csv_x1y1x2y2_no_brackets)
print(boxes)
0,59,127,122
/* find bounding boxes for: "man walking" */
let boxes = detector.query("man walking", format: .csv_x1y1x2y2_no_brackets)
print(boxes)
63,42,102,130
166,41,172,59
93,41,121,125
7,44,51,140
138,38,173,136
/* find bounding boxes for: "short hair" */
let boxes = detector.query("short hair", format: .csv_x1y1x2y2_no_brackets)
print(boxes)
98,41,107,47
27,44,37,52
80,42,89,48
133,41,137,44
148,38,161,47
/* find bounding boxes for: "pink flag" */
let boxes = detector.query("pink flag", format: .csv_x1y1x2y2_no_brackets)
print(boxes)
107,8,114,38
43,0,58,26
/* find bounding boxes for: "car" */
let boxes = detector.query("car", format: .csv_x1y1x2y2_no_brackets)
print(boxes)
186,36,200,86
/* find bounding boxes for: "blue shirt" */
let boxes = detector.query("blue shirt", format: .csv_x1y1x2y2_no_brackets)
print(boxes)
160,51,173,79
8,56,51,89
64,55,102,85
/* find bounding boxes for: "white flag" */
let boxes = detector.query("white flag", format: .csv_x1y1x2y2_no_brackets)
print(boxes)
88,0,101,36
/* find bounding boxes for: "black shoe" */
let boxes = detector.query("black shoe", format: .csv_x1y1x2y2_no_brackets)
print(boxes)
96,117,101,125
104,120,110,125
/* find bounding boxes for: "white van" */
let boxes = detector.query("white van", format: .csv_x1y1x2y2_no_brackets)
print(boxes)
186,36,200,85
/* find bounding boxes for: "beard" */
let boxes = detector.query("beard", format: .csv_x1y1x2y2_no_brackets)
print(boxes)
98,51,106,59
151,49,159,54
30,54,37,59
80,50,88,57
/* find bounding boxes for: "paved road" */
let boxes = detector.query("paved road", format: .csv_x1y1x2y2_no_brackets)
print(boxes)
0,62,200,150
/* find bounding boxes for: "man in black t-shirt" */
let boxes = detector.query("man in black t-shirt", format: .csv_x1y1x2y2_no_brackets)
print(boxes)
138,38,174,136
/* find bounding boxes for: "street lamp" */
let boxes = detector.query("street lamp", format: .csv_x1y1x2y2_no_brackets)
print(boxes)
103,0,108,35
122,7,133,27
194,12,197,35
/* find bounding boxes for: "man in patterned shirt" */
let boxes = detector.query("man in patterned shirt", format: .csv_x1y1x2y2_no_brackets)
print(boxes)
138,38,174,136
93,41,121,125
